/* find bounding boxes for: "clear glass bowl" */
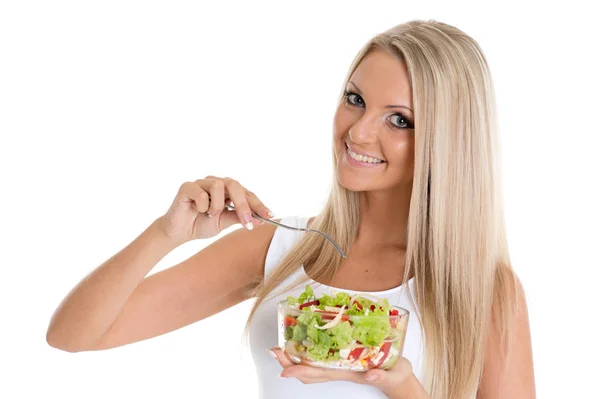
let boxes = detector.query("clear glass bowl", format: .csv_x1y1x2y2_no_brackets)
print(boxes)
277,300,409,371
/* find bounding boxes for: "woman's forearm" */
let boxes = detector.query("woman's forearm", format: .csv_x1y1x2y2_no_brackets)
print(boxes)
46,217,184,352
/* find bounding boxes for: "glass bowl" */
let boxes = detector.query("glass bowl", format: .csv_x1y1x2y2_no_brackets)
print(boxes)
277,300,409,371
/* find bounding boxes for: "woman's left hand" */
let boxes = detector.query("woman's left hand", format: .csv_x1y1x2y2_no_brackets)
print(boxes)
269,347,413,394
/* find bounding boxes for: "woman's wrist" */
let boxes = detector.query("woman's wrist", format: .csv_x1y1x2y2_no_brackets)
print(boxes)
383,372,430,399
152,216,191,248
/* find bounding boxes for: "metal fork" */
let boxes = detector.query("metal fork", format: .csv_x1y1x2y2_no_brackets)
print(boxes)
224,203,347,258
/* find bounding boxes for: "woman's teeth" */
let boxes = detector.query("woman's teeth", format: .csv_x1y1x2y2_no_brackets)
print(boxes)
347,146,384,164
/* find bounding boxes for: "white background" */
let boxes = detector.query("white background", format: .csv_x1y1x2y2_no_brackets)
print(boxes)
1,1,598,398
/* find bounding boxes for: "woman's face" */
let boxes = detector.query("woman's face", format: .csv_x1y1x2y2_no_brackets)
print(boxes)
334,49,415,192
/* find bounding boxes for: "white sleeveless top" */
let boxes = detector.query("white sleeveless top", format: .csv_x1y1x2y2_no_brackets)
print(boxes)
248,216,424,399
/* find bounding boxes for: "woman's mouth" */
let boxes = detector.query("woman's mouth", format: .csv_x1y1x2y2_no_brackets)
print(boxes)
345,143,386,166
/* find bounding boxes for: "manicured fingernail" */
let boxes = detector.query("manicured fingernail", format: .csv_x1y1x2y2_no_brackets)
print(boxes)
366,373,379,381
243,214,253,230
267,210,274,218
266,349,277,359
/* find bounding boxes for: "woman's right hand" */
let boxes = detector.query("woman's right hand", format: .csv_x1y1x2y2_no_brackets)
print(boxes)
157,176,274,242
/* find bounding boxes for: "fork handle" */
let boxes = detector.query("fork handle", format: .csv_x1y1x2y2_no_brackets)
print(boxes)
224,204,305,232
224,204,347,258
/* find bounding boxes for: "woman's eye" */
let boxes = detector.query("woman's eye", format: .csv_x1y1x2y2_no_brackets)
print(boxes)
389,114,410,129
344,91,364,107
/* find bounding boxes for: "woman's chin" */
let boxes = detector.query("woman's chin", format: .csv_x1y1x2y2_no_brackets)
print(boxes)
336,175,374,192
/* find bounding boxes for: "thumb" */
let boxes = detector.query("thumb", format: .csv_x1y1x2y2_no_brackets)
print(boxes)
364,369,388,384
363,359,413,393
364,368,406,392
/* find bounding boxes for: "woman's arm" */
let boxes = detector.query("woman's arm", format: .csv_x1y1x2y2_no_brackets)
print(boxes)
478,278,536,398
46,218,278,352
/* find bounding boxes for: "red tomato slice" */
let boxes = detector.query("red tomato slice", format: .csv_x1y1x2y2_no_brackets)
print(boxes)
299,300,320,310
367,342,392,368
348,347,364,361
284,316,298,328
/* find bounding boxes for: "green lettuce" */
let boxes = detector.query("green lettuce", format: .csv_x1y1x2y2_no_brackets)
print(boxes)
318,292,351,308
285,286,396,361
284,325,294,340
350,314,391,346
297,311,322,325
306,323,334,360
287,296,297,306
330,321,353,348
292,323,307,341
297,285,314,304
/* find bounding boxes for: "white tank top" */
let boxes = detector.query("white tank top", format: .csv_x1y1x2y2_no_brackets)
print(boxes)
248,216,425,399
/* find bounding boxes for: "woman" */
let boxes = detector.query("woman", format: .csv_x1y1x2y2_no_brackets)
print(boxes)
46,20,535,398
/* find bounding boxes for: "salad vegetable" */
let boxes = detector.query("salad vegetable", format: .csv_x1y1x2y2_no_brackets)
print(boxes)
280,285,409,371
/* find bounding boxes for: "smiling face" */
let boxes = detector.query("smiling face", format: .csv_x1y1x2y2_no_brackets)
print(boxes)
334,49,415,192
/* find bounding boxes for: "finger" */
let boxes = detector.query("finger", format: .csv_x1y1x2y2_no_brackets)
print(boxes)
202,178,225,217
222,178,254,230
280,363,361,384
245,190,274,220
279,364,320,379
269,348,295,368
363,357,413,390
179,182,209,213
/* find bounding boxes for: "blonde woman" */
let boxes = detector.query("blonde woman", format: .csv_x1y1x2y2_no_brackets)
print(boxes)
46,20,535,399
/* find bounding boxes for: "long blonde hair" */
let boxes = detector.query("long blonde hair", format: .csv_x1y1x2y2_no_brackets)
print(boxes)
245,19,518,399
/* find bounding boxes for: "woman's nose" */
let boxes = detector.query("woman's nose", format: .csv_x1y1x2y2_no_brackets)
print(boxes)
348,114,380,144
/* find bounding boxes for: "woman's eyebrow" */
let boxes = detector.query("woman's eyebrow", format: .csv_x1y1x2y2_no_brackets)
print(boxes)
349,80,413,114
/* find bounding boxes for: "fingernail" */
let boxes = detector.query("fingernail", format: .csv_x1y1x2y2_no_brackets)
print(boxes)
279,372,289,379
244,214,253,230
207,213,214,218
267,210,274,218
366,373,379,381
266,349,277,359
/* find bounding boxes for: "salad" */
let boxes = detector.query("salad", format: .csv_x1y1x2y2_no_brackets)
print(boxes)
278,285,409,371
